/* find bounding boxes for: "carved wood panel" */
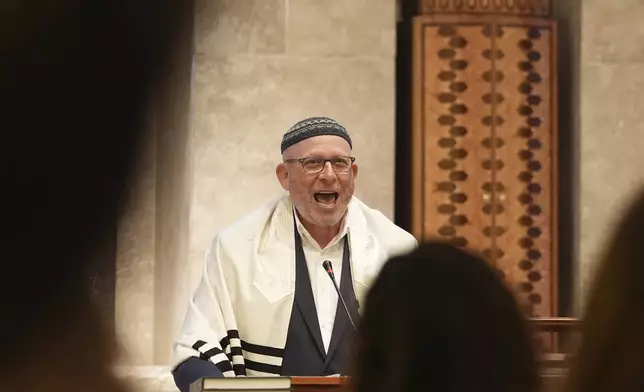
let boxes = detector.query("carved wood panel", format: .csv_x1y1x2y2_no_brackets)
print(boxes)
493,24,555,318
412,15,557,317
419,0,551,17
416,24,492,253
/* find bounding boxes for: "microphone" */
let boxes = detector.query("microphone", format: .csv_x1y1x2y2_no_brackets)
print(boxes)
322,260,357,331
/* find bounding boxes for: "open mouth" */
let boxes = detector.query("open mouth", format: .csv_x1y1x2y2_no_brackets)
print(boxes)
314,192,339,207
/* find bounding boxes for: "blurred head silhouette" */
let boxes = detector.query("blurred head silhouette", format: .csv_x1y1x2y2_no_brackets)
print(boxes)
3,0,188,391
351,242,539,392
569,189,644,392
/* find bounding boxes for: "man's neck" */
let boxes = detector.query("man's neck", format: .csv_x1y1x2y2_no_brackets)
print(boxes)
302,220,341,249
295,210,343,249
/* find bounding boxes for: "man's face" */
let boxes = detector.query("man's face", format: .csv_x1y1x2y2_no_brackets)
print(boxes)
276,135,358,228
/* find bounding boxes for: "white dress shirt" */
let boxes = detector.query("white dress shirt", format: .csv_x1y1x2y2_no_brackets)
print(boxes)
294,211,349,354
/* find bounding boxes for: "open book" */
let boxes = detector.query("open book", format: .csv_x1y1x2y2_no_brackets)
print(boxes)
189,377,292,392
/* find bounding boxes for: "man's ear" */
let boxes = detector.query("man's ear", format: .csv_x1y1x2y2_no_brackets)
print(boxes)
276,163,289,191
352,163,358,179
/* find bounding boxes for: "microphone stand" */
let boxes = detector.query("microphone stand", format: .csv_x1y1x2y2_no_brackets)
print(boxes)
322,260,357,331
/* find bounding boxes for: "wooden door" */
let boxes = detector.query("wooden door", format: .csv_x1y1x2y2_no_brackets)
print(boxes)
411,14,558,318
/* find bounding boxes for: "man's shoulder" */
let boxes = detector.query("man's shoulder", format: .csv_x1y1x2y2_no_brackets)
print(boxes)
351,198,417,254
217,196,283,243
204,196,285,274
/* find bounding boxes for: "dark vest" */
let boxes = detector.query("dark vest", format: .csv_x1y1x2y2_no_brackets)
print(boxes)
280,228,360,376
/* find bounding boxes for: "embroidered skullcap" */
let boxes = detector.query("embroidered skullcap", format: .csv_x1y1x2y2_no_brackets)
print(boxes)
281,116,352,153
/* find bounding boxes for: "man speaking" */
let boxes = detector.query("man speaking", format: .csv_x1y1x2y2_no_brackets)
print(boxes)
172,117,416,391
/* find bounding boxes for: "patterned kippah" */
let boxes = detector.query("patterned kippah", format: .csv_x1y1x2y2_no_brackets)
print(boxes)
281,116,352,153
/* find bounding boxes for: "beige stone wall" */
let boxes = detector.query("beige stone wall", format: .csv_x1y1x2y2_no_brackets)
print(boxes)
115,0,397,376
578,0,644,308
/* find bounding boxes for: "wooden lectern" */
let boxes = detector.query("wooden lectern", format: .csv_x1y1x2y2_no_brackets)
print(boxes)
291,377,347,392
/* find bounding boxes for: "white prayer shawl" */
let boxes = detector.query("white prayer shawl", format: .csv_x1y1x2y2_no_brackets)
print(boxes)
172,195,417,376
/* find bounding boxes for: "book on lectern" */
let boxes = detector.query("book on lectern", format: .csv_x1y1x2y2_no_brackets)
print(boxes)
189,377,292,392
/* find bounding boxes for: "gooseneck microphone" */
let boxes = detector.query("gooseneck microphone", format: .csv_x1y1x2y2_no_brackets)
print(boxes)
322,260,357,331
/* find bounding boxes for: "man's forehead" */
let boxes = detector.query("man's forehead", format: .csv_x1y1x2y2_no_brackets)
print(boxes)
283,135,352,157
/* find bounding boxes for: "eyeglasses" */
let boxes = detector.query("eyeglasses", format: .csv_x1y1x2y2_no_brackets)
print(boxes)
284,156,356,174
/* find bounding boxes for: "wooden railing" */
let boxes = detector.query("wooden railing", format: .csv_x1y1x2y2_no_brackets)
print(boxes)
531,317,582,391
532,317,582,351
531,317,582,358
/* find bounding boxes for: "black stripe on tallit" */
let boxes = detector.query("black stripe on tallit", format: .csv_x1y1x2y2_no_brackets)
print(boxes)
241,340,284,358
202,347,226,359
214,359,234,373
245,359,281,375
233,364,247,376
219,336,230,351
192,340,207,350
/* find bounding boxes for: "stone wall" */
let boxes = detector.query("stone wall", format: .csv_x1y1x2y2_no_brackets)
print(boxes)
578,0,644,309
